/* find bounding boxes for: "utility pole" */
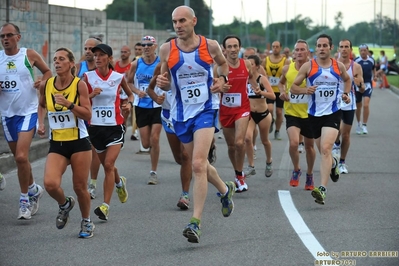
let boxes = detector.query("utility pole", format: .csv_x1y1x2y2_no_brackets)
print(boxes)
285,0,288,47
184,0,190,6
134,0,137,22
6,0,10,22
209,0,213,39
379,0,382,46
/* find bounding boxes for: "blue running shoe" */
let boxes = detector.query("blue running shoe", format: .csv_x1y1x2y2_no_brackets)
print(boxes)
217,181,235,217
183,222,201,243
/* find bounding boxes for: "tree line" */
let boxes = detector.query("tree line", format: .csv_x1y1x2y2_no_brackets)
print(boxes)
104,0,398,54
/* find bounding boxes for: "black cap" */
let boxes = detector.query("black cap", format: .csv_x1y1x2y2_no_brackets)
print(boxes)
91,44,113,56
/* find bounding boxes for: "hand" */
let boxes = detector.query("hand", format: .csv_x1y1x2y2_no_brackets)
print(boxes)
342,93,351,104
211,78,231,93
121,102,131,112
54,94,69,107
37,124,46,138
156,72,170,89
279,92,289,101
33,78,42,90
91,88,102,98
306,85,317,95
155,93,166,105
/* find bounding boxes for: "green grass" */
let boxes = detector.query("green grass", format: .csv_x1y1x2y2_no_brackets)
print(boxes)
387,75,399,87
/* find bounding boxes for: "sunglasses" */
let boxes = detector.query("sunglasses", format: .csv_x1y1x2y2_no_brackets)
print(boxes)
0,33,19,39
141,43,154,47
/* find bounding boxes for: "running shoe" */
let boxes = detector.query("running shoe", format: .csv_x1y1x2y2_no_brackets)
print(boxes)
362,125,368,135
207,144,217,165
269,117,274,133
274,130,282,140
235,175,248,193
265,162,273,177
0,173,5,190
116,176,128,203
29,184,44,216
183,222,201,243
244,166,256,176
305,173,314,190
298,143,305,154
94,203,109,221
177,194,190,210
356,124,362,135
17,199,31,220
339,163,349,174
217,181,235,217
311,186,326,205
79,220,95,238
56,196,75,229
332,143,341,157
147,172,158,185
88,184,96,199
289,170,301,187
330,155,340,182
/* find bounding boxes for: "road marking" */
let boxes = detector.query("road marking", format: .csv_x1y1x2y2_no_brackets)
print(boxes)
278,190,332,260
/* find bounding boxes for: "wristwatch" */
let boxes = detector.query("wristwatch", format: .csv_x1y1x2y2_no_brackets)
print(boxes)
220,74,228,83
68,103,75,110
343,92,349,96
128,101,134,107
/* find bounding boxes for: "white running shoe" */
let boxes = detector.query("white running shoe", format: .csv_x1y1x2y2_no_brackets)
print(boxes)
29,185,44,216
339,163,349,174
298,143,305,154
18,199,32,220
235,176,248,192
356,124,362,135
88,184,96,199
244,166,256,176
332,143,341,157
362,125,368,135
0,173,5,190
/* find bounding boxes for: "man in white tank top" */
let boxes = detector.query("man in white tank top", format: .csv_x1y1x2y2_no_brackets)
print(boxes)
0,23,52,220
291,34,352,205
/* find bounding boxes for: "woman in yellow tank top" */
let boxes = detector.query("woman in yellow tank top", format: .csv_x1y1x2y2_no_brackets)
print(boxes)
38,47,94,238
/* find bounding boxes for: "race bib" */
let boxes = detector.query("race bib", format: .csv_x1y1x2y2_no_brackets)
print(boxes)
289,92,308,104
48,110,75,129
180,82,208,105
92,106,115,124
0,77,20,93
222,93,241,107
138,83,150,97
315,85,337,103
268,76,280,86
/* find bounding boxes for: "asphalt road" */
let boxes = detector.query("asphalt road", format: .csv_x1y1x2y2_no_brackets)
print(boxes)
0,88,398,266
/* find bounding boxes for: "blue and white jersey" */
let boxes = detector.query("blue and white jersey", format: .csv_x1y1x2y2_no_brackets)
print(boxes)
354,56,374,86
77,61,89,78
0,48,37,117
133,57,161,109
167,36,220,122
340,61,357,111
306,59,342,117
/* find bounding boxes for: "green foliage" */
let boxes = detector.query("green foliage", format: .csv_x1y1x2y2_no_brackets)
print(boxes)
104,0,398,51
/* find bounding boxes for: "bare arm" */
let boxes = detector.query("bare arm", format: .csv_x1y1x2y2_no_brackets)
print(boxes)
126,60,144,96
338,62,351,94
120,78,134,112
278,65,289,101
156,43,172,91
147,63,165,104
27,49,52,88
259,75,276,100
353,62,365,92
290,62,314,94
74,80,92,121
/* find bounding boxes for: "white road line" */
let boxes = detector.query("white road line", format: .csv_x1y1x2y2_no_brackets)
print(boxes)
278,190,332,261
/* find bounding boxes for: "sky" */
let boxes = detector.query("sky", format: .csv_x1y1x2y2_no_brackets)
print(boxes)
49,0,397,30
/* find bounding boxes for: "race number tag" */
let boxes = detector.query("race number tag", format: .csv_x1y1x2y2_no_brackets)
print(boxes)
139,83,150,97
268,77,280,86
48,110,75,129
222,93,241,107
180,82,208,104
315,85,336,103
92,106,115,124
0,78,19,93
289,92,308,104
